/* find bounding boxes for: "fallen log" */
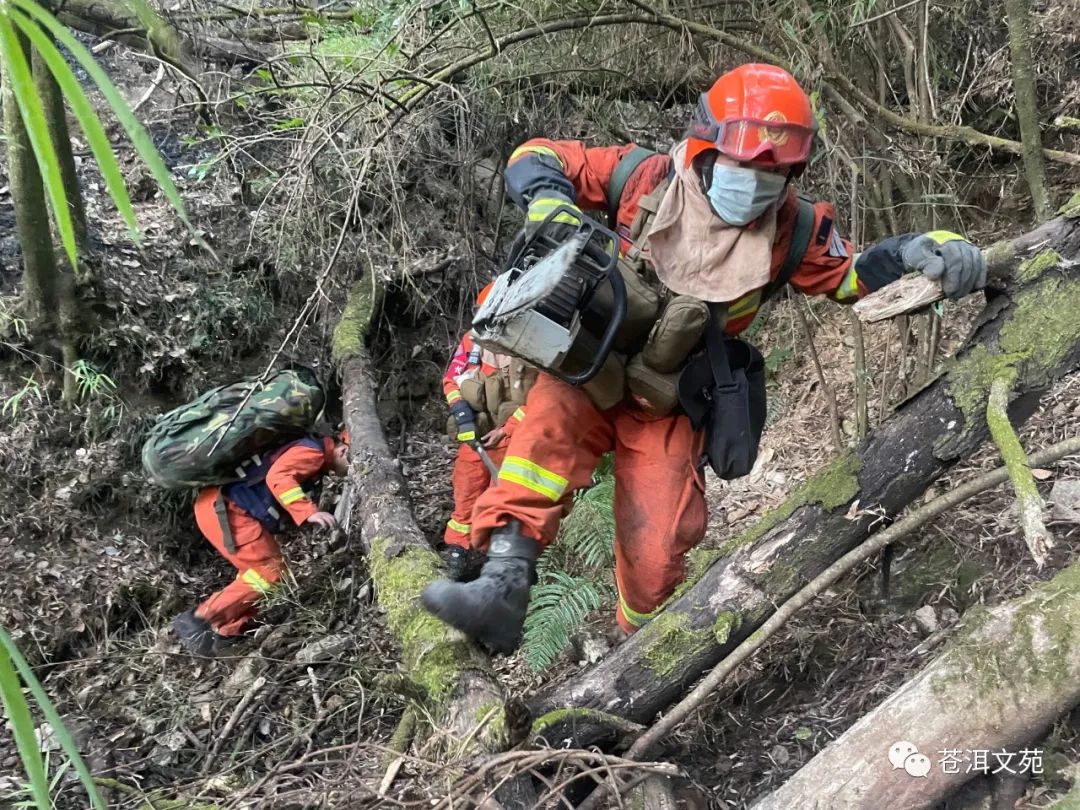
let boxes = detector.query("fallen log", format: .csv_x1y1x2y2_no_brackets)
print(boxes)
750,556,1080,810
529,208,1080,747
333,280,515,752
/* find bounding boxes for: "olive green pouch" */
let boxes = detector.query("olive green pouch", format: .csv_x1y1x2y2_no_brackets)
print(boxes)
626,354,680,416
459,377,486,411
641,296,709,373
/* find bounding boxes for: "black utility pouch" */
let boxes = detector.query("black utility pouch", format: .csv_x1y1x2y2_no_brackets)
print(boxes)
677,305,766,480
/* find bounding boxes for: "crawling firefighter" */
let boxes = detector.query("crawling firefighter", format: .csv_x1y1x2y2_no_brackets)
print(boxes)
421,63,988,653
441,284,537,581
172,432,350,656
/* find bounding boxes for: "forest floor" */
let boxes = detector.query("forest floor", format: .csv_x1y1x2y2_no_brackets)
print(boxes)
3,36,1080,810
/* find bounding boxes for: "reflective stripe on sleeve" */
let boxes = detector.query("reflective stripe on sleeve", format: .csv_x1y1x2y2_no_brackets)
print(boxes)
527,197,580,225
446,390,462,403
498,456,569,502
512,407,526,422
509,145,564,166
458,430,476,442
279,487,307,505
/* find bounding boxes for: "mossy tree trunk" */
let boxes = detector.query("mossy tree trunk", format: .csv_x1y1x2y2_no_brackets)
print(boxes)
1004,0,1052,222
529,211,1080,748
751,558,1080,810
333,281,519,754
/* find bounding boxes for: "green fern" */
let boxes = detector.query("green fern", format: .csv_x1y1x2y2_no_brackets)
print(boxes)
522,572,611,671
523,457,618,671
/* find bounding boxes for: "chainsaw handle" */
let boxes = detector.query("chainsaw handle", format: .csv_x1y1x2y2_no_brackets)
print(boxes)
553,264,626,386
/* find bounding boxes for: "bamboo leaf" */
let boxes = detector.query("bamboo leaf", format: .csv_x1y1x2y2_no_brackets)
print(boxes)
12,0,199,241
0,645,50,808
0,15,78,268
12,10,138,237
0,627,107,809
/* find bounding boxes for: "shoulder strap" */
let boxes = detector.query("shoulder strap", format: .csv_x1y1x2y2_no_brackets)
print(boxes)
705,303,734,388
608,145,657,229
762,195,815,302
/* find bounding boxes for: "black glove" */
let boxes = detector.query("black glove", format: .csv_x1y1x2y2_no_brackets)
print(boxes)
902,232,987,299
449,401,478,442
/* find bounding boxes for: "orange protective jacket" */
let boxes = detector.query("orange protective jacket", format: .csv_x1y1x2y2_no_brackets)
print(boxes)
504,139,907,334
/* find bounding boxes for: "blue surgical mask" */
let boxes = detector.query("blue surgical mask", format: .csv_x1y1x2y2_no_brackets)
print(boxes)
704,164,788,226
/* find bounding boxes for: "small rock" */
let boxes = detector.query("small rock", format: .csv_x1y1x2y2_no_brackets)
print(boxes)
295,633,353,664
770,744,790,766
1050,479,1080,523
941,607,960,626
161,730,187,752
579,636,609,665
914,605,939,635
149,745,176,768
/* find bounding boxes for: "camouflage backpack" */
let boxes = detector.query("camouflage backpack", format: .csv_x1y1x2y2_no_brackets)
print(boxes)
141,367,326,489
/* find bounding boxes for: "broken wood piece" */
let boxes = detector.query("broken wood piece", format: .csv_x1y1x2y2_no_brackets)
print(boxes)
853,273,944,323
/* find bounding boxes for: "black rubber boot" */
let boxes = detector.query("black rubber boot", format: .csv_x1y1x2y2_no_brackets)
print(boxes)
421,525,540,654
173,610,232,657
440,544,487,583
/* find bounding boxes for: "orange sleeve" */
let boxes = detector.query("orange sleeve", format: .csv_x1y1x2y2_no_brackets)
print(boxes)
501,404,526,437
773,194,865,303
506,139,645,211
443,334,472,404
266,445,329,526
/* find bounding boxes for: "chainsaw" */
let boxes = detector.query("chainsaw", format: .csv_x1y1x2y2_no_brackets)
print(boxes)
470,205,625,385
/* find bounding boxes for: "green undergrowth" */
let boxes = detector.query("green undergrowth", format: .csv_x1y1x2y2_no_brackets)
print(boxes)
522,456,616,672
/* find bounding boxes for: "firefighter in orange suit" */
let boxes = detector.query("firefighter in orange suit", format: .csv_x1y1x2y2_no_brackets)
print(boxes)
441,283,531,579
422,64,987,654
173,433,350,655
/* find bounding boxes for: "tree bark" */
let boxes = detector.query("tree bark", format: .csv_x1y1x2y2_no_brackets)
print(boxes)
750,557,1080,810
1004,0,1052,221
528,212,1080,747
333,281,516,754
4,28,60,332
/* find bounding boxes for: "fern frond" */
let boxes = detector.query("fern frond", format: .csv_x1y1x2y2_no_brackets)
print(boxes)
523,572,611,672
561,473,615,569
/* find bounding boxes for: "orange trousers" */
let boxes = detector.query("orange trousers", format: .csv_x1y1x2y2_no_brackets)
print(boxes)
471,374,707,632
444,439,509,548
193,487,287,637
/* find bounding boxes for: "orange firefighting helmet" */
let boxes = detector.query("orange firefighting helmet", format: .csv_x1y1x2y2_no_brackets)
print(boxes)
477,282,494,307
685,64,816,172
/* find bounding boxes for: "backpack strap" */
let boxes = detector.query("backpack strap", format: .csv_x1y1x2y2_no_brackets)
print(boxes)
761,195,815,303
608,145,657,229
213,491,237,554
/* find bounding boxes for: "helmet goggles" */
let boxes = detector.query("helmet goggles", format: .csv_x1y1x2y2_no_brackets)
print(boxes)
687,94,815,167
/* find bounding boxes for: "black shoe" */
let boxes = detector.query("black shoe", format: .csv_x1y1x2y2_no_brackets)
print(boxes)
173,610,233,657
422,526,540,654
440,544,487,582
